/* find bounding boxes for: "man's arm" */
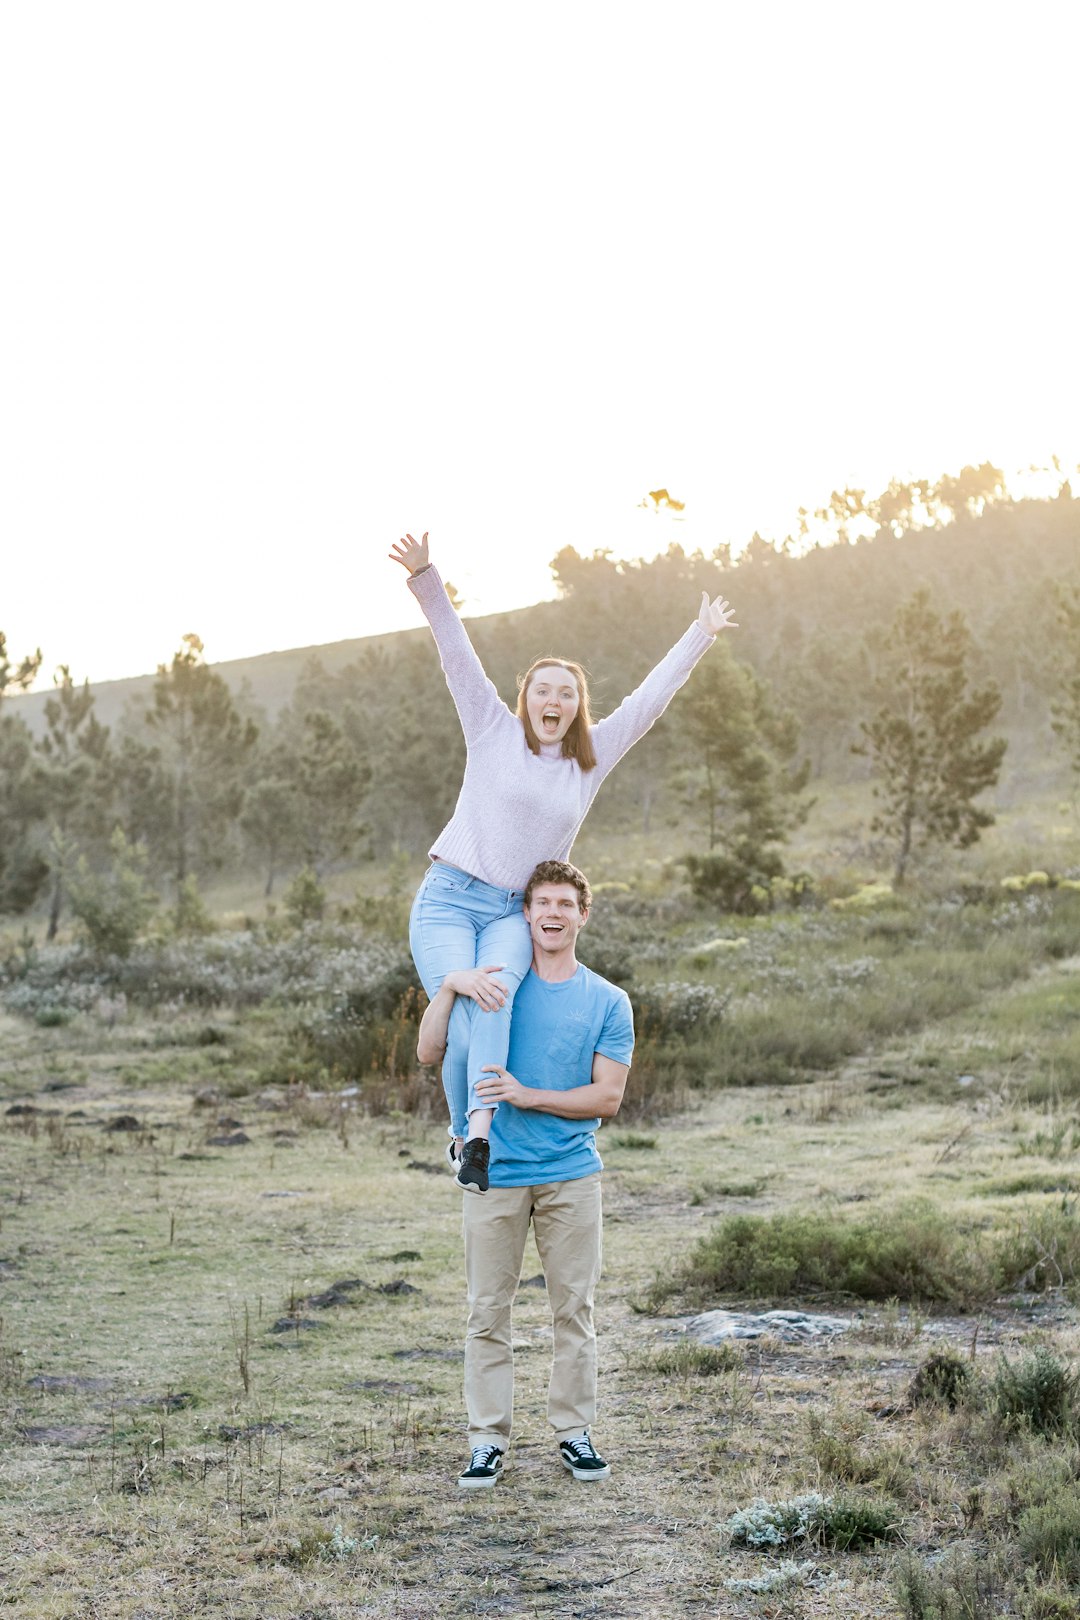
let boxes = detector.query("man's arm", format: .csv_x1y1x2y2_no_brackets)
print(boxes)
416,966,508,1065
474,1052,630,1121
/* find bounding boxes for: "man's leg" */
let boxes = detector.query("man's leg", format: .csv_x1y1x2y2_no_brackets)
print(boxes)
463,1185,532,1450
531,1175,603,1441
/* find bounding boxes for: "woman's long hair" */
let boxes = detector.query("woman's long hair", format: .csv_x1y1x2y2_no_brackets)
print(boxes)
516,657,597,771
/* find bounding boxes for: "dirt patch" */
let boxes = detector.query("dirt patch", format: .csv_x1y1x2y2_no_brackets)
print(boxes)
22,1424,109,1446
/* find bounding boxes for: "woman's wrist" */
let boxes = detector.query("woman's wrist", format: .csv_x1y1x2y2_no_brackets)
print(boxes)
411,562,432,577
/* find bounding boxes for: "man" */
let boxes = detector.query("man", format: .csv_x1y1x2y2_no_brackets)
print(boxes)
416,858,633,1490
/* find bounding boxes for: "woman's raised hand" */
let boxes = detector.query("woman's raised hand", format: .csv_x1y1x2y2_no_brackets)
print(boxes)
698,592,738,634
389,532,430,574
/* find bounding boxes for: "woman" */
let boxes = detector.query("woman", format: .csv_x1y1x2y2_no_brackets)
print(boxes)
390,531,736,1192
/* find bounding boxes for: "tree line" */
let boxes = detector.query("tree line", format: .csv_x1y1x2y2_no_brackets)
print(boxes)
3,466,1079,932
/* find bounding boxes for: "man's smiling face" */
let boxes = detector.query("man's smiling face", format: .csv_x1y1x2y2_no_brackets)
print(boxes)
524,882,588,955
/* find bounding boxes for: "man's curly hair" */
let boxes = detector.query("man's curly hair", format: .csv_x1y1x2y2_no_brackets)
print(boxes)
523,860,592,912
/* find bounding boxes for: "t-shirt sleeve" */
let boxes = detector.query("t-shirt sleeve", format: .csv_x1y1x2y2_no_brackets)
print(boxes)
595,987,635,1066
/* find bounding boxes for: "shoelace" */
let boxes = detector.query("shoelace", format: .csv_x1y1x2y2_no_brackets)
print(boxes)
470,1445,501,1469
562,1436,598,1461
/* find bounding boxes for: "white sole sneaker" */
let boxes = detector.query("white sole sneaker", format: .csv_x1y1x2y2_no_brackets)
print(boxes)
457,1454,504,1488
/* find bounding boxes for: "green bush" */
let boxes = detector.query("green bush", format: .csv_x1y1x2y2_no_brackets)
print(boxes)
296,960,426,1099
894,1550,1005,1620
992,1346,1080,1436
908,1351,975,1410
726,1490,898,1550
284,866,327,926
643,1340,741,1378
172,875,215,937
34,1005,73,1028
655,1201,998,1309
1018,1493,1080,1585
997,1200,1080,1295
68,829,157,959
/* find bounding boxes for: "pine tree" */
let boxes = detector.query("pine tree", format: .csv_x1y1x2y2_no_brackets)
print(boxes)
856,588,1006,885
675,643,809,911
1050,582,1080,793
36,667,113,938
143,635,259,889
0,632,46,913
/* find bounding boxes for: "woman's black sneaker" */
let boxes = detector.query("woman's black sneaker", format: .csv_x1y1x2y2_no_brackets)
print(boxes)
457,1444,504,1488
455,1138,490,1193
559,1432,610,1480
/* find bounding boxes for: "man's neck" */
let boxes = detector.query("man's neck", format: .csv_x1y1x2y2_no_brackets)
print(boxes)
531,946,580,984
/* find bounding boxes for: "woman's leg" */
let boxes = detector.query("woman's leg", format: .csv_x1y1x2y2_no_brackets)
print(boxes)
462,905,534,1125
408,871,482,1139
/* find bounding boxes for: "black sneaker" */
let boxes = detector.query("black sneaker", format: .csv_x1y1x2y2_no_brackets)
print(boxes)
559,1433,610,1481
455,1138,490,1194
457,1443,504,1489
445,1140,460,1172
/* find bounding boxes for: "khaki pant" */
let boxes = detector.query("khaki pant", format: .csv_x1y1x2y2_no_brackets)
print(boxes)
463,1173,603,1449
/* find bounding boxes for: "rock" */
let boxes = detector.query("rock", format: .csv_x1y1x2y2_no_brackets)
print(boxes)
207,1132,251,1147
105,1116,142,1132
406,1159,443,1175
684,1308,852,1344
377,1280,419,1296
519,1274,546,1290
269,1317,325,1334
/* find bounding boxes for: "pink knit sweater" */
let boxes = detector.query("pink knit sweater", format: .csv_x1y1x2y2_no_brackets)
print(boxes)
407,566,716,891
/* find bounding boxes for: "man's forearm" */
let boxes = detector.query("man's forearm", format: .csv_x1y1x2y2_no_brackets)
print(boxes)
416,982,456,1064
513,1082,623,1121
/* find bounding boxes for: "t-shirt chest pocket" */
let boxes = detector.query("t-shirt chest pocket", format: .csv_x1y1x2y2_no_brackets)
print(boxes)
543,1011,593,1070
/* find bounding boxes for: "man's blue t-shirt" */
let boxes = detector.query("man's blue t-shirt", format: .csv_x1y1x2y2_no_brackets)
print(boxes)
488,963,635,1188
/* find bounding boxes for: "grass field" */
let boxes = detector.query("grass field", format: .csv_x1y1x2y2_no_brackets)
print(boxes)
2,873,1080,1618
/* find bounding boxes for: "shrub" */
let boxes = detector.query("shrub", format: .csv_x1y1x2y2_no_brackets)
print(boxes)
726,1491,898,1551
296,959,427,1103
284,866,327,926
727,1492,828,1549
894,1550,1005,1620
806,1408,912,1497
681,847,784,914
68,829,157,959
992,1346,1080,1436
997,1200,1080,1295
908,1351,975,1410
172,875,215,937
1016,1575,1080,1619
1018,1494,1080,1585
632,980,728,1039
34,1005,73,1028
644,1340,741,1378
655,1201,998,1310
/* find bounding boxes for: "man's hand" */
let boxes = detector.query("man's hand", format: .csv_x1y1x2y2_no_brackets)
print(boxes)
475,1064,531,1108
389,531,430,574
697,591,738,634
444,966,507,1012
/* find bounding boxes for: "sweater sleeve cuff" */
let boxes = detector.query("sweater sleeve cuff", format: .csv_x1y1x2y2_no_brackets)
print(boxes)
407,564,446,603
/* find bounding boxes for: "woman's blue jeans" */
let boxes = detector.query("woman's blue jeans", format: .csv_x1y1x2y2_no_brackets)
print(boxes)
409,862,533,1138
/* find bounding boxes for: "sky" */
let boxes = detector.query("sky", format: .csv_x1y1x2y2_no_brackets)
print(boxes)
2,1,1078,690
